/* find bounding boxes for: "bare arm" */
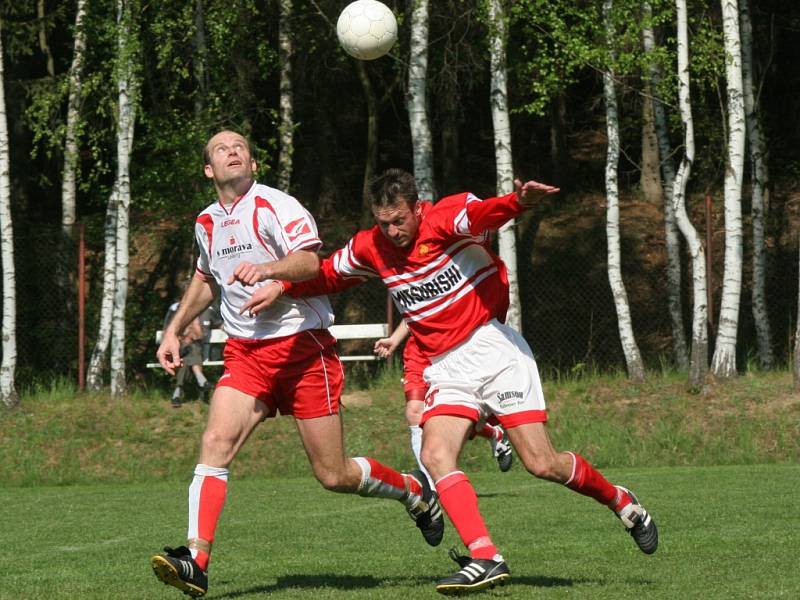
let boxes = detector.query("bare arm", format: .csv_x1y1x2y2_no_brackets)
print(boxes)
228,249,320,286
374,320,410,359
157,276,217,374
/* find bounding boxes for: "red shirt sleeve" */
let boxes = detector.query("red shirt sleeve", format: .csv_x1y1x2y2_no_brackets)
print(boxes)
464,191,525,235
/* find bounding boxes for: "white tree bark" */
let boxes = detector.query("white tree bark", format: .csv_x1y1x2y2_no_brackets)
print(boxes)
711,0,745,379
109,0,138,397
739,0,773,369
277,0,294,191
642,2,689,370
487,0,522,333
0,22,19,408
603,0,645,381
62,0,88,236
674,0,708,386
794,237,800,391
407,0,435,201
86,183,118,390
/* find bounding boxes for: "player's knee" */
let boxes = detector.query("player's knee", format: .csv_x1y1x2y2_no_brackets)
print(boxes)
201,429,237,462
522,454,561,482
405,404,423,426
314,467,351,492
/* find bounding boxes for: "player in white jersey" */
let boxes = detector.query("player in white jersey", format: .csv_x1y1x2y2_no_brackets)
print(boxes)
150,133,443,597
241,168,659,595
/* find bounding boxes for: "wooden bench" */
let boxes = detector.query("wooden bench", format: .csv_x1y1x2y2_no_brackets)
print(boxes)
146,323,389,368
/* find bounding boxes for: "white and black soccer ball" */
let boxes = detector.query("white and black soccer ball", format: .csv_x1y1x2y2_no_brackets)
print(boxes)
336,1,398,61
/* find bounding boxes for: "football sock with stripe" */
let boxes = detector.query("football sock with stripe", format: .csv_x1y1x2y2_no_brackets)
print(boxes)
436,471,498,560
565,452,628,509
353,457,423,506
187,464,228,571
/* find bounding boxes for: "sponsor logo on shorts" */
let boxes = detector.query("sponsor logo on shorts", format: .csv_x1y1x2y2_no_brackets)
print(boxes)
496,390,524,403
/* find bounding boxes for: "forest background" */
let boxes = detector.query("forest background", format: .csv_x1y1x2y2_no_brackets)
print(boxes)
1,0,800,402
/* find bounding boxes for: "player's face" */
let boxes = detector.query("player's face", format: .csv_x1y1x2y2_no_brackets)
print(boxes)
373,200,419,248
204,131,257,184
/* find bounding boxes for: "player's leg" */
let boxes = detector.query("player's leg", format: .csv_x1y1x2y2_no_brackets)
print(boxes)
151,386,269,595
293,411,444,546
472,420,513,472
405,394,434,485
172,365,188,407
422,414,511,594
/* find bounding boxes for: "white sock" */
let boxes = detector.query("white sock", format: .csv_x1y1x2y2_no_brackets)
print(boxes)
409,426,433,486
195,373,208,387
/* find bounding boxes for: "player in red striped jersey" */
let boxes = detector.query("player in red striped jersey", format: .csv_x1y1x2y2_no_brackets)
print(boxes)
150,136,443,597
241,168,659,595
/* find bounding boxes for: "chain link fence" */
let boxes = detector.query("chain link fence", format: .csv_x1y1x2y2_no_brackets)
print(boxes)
3,215,799,391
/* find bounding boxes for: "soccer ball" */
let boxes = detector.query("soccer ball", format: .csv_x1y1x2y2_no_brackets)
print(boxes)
336,1,398,61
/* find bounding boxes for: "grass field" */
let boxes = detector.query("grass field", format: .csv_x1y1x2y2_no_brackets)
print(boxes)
1,369,798,598
2,465,798,599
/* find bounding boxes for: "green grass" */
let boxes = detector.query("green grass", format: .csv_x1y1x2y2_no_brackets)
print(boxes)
2,465,798,599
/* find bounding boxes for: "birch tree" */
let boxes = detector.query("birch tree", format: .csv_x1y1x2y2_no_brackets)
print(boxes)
62,0,88,237
642,1,688,369
277,0,294,190
0,19,18,408
109,0,139,397
740,0,773,368
711,0,745,379
674,0,708,386
602,0,645,381
487,0,522,332
794,238,800,391
407,0,435,201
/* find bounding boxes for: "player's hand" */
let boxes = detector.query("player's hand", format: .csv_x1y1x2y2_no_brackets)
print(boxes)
374,337,399,359
228,261,273,286
515,179,560,208
239,281,283,317
156,331,183,375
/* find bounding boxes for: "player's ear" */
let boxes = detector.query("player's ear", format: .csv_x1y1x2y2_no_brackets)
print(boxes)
204,164,214,179
250,158,257,173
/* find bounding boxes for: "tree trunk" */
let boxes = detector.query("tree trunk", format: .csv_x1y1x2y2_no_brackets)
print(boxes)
109,0,138,397
640,79,663,204
277,0,294,191
356,60,378,227
643,1,688,369
407,0,435,201
794,237,800,391
549,92,569,189
0,24,19,408
740,0,773,369
87,184,119,391
603,0,645,382
488,0,522,333
674,0,708,386
61,0,88,237
37,0,55,78
193,0,208,117
711,0,745,380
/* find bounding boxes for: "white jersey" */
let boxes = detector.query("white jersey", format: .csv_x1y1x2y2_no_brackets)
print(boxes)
194,181,334,339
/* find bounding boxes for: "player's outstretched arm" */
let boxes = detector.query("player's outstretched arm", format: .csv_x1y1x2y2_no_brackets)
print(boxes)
374,320,410,358
239,281,285,317
228,249,320,286
515,178,560,208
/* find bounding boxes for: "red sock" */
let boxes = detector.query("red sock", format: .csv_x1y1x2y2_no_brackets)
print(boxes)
188,466,228,571
354,457,421,501
473,423,501,442
565,452,624,508
436,471,497,560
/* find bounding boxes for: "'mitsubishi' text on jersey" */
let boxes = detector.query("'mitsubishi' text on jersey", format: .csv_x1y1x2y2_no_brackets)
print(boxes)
286,191,524,357
195,181,334,339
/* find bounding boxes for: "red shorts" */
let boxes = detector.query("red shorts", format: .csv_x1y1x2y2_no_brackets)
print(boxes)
402,336,430,401
219,329,344,420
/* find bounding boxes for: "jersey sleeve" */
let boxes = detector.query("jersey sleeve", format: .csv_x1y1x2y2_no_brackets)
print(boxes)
449,191,526,237
194,213,214,281
256,191,322,257
285,231,379,297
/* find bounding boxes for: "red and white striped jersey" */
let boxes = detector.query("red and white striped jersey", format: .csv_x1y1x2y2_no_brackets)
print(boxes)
195,181,334,339
287,191,524,357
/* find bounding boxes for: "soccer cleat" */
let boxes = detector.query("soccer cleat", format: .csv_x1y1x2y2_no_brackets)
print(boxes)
491,428,513,472
436,549,510,595
151,545,208,597
406,469,445,546
171,387,183,408
613,486,659,555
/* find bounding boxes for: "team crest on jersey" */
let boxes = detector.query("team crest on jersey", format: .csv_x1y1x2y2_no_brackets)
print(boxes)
229,236,236,245
418,244,430,256
285,218,311,241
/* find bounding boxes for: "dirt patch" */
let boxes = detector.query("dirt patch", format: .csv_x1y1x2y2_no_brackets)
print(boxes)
341,391,373,407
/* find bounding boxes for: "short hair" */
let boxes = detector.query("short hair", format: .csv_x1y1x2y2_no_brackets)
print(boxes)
367,169,418,209
203,130,251,166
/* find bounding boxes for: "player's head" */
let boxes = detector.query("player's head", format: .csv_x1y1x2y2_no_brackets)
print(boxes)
203,130,257,186
368,169,421,248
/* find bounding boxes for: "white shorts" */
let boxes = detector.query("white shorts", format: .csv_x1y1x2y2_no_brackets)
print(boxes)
419,319,547,429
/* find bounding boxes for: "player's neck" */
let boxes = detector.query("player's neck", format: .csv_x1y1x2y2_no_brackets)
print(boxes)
216,177,254,206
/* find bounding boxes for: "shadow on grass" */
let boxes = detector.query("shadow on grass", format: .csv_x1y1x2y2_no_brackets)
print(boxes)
213,572,630,597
